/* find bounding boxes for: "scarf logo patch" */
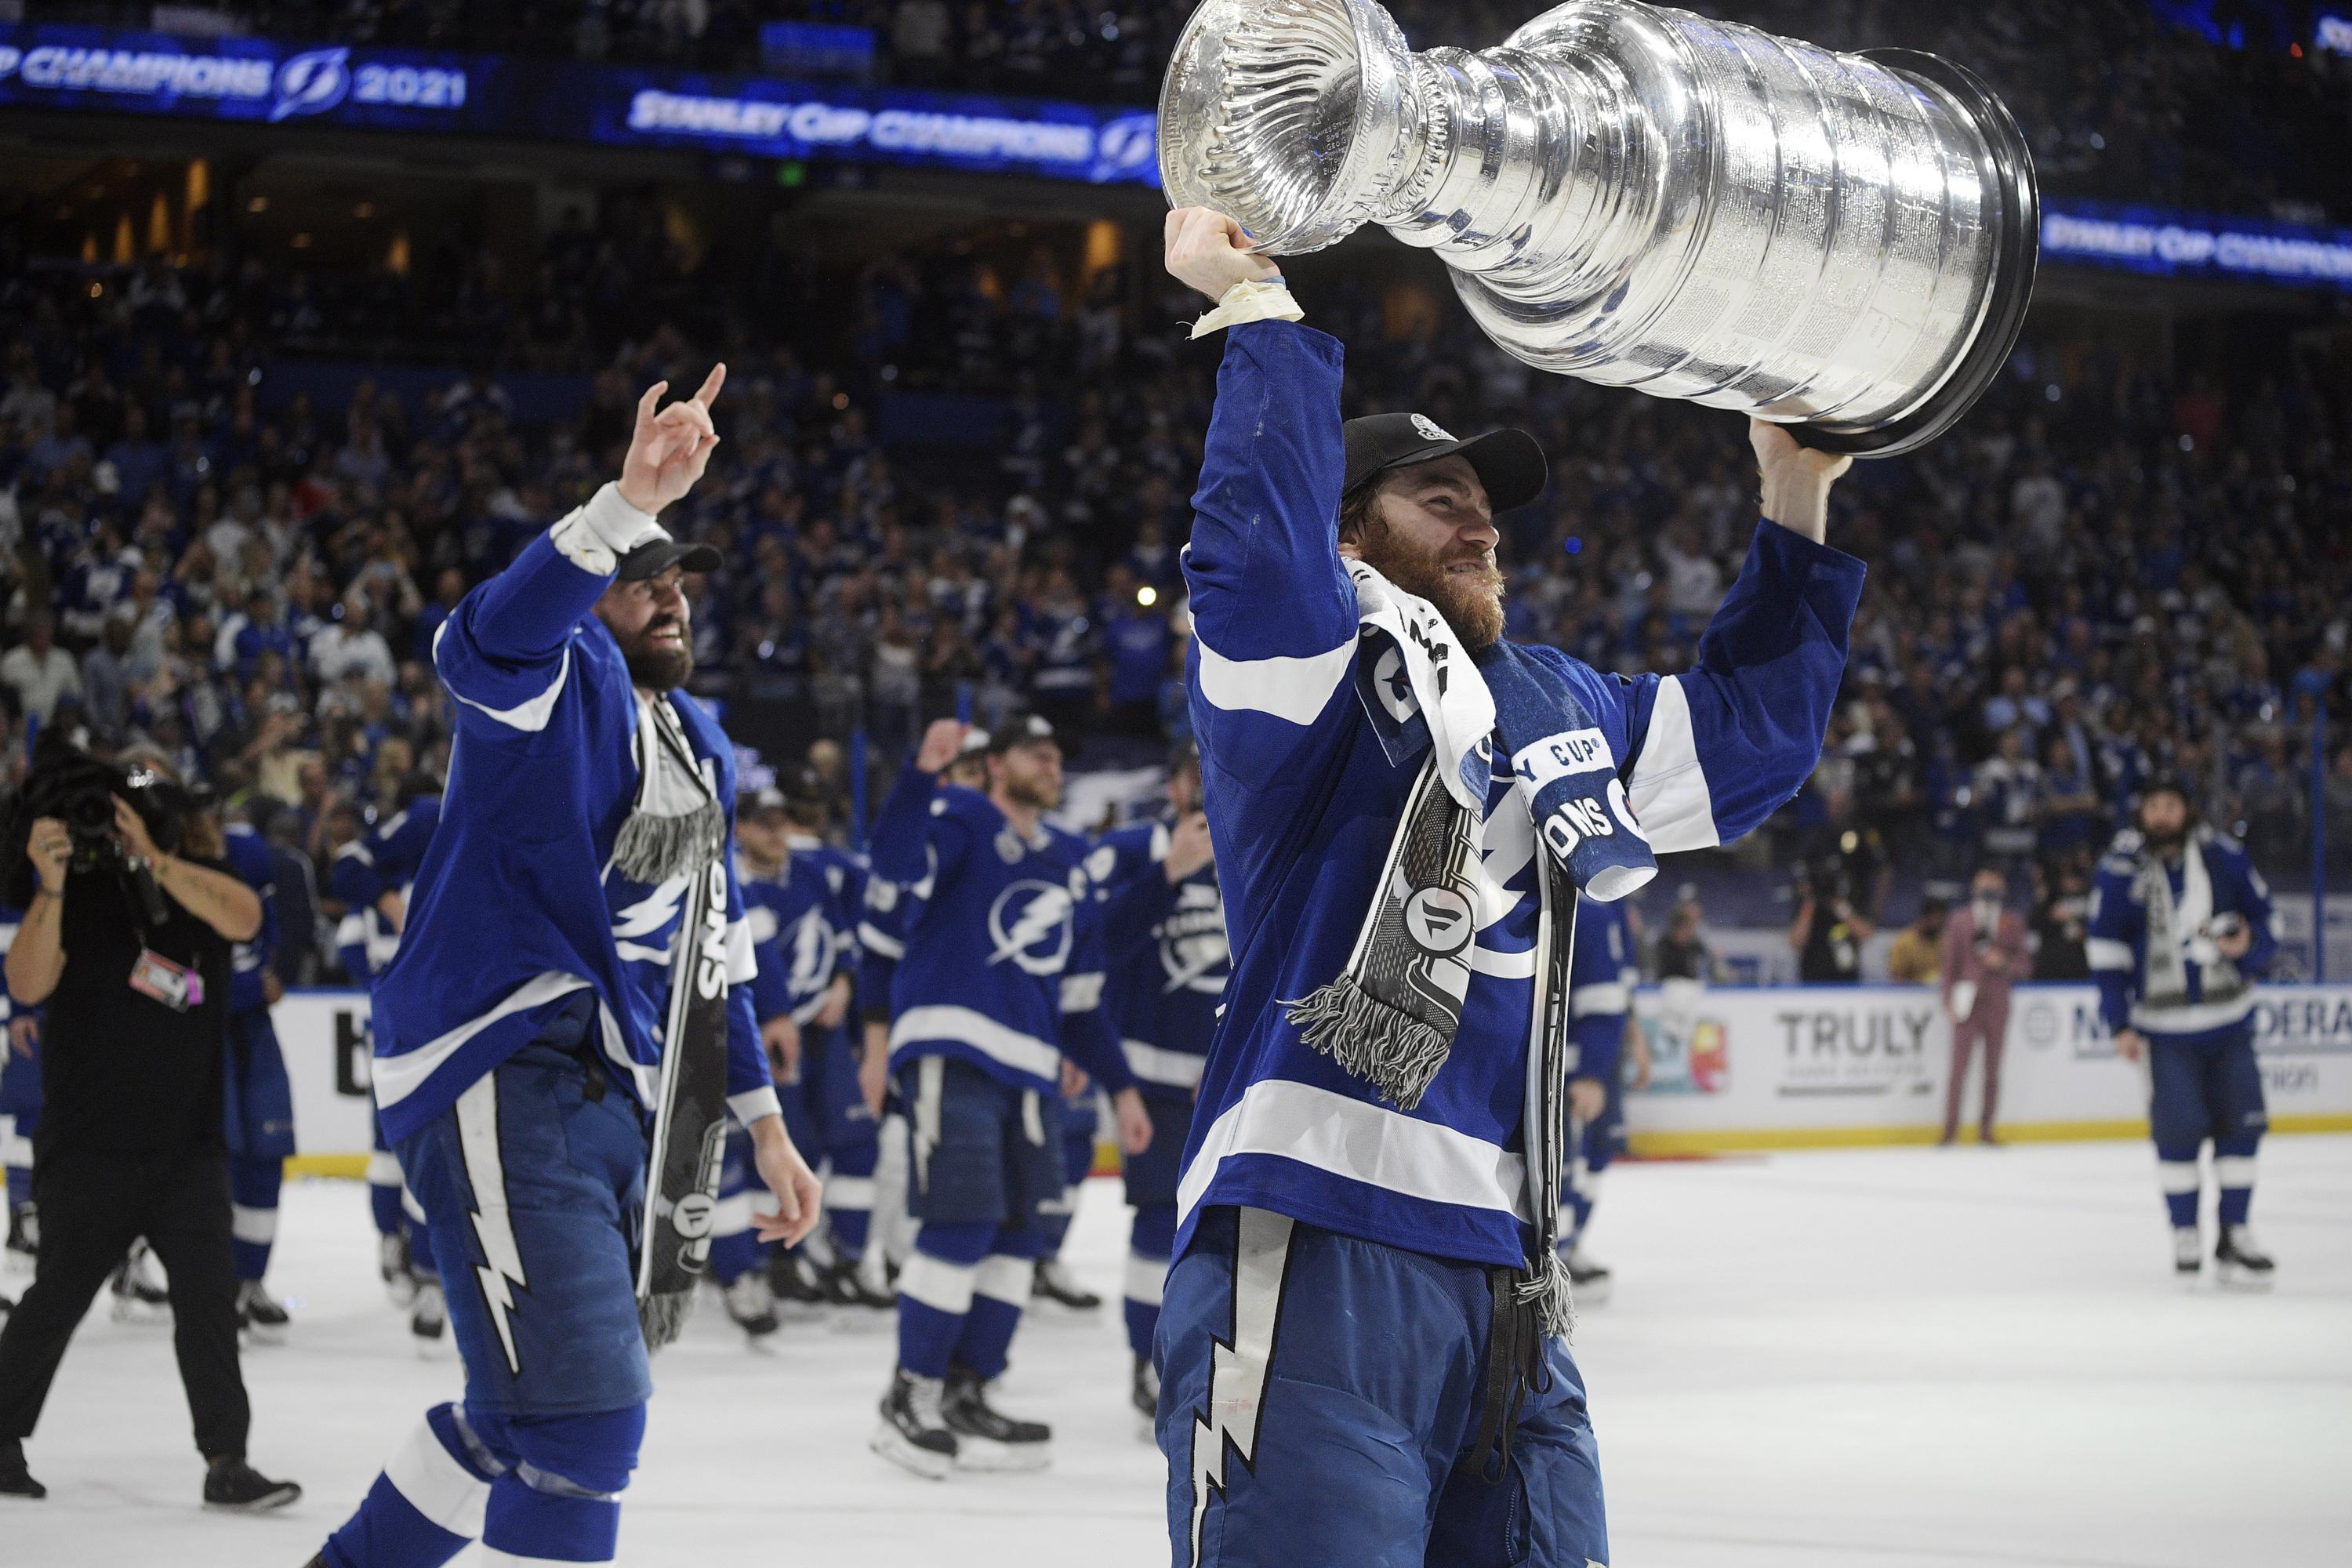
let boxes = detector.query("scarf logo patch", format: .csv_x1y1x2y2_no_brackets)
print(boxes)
1403,885,1475,956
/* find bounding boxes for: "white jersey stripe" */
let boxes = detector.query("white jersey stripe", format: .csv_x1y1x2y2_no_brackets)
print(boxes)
1193,634,1355,726
1124,1038,1207,1090
1625,674,1719,854
890,1004,1059,1082
372,971,591,1110
1178,1078,1531,1226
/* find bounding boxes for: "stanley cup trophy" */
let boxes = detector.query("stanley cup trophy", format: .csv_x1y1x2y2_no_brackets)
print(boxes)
1159,0,2038,455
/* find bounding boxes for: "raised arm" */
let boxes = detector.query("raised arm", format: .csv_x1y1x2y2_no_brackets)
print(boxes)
1617,426,1867,855
435,368,724,735
1167,209,1359,796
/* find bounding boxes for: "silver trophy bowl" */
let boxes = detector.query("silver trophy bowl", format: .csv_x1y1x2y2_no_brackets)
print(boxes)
1159,0,2038,456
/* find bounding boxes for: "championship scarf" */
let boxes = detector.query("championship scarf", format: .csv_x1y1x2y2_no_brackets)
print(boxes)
2135,830,2244,1012
1282,561,1657,1336
630,692,733,1349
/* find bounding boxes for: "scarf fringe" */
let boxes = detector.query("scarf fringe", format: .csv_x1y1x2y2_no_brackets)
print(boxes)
1518,1246,1577,1342
638,1284,696,1352
613,800,726,887
1283,978,1454,1112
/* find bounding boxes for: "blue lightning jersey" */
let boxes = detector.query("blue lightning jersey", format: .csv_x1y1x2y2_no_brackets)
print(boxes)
1566,898,1637,1087
1179,320,1862,1270
1094,818,1226,1096
223,822,279,1017
740,853,850,1026
788,832,866,963
330,797,441,983
869,769,1134,1098
2088,828,2278,1043
370,486,775,1143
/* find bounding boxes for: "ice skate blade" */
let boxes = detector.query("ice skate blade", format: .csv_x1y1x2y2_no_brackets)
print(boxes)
951,1435,1051,1473
241,1321,288,1348
2214,1264,2274,1292
1134,1409,1159,1445
869,1422,953,1480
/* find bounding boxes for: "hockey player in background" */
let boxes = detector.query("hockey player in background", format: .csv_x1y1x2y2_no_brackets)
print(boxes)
855,728,993,1297
706,785,825,1338
1559,896,1650,1304
866,712,1152,1479
330,775,447,1343
779,770,888,1305
220,803,292,1341
308,367,822,1568
1094,740,1222,1428
1157,207,1862,1567
2089,775,2279,1283
0,907,35,1283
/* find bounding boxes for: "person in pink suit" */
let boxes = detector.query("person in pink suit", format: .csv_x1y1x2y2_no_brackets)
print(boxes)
1940,867,2031,1145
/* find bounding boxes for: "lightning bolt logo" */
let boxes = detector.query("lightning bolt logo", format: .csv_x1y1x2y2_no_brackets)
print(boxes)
1185,1210,1295,1566
454,1075,528,1375
985,881,1075,975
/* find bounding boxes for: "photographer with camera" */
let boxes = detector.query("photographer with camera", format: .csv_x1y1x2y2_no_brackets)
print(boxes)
0,740,300,1508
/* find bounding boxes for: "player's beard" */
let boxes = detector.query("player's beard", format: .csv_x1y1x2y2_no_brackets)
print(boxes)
2141,819,2188,855
1000,759,1062,811
1355,511,1507,652
622,614,694,691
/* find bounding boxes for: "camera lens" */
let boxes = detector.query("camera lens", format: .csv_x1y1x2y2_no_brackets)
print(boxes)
67,792,115,836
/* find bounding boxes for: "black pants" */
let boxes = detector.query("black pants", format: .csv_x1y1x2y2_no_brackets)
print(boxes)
0,1144,250,1459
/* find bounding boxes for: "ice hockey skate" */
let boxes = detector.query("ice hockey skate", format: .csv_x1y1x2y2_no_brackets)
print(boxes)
872,1367,957,1480
942,1367,1051,1472
2214,1225,2275,1289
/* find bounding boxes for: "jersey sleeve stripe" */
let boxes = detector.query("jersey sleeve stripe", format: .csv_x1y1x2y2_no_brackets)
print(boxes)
1624,674,1719,854
724,916,758,985
1569,980,1631,1017
437,622,573,735
726,1085,783,1128
1178,1078,1530,1225
2085,937,2134,971
1123,1039,1207,1090
1194,633,1356,725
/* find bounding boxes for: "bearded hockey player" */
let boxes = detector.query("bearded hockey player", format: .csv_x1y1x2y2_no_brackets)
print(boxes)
1156,207,1862,1568
2089,775,2279,1283
867,712,1152,1479
308,367,822,1568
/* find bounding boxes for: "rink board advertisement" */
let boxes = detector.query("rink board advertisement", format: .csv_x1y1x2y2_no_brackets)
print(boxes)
1628,982,2352,1152
268,982,2352,1167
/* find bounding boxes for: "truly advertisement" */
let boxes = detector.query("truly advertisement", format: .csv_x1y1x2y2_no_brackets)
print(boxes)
0,24,1160,187
1627,983,2352,1145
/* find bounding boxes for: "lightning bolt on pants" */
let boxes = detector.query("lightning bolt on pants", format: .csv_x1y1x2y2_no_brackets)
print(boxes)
1156,1207,1610,1568
320,1029,655,1568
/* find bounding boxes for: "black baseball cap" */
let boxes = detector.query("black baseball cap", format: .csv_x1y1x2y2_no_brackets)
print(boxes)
617,533,723,581
1341,412,1548,514
985,712,1062,756
739,786,789,819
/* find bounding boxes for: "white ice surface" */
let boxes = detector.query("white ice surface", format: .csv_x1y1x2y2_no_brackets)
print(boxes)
3,1137,2347,1567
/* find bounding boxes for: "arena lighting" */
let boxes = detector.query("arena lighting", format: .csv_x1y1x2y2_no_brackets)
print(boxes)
1137,586,1158,608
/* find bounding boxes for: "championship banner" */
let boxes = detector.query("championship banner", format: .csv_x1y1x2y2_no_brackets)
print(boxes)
0,24,1161,187
1628,982,2352,1153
